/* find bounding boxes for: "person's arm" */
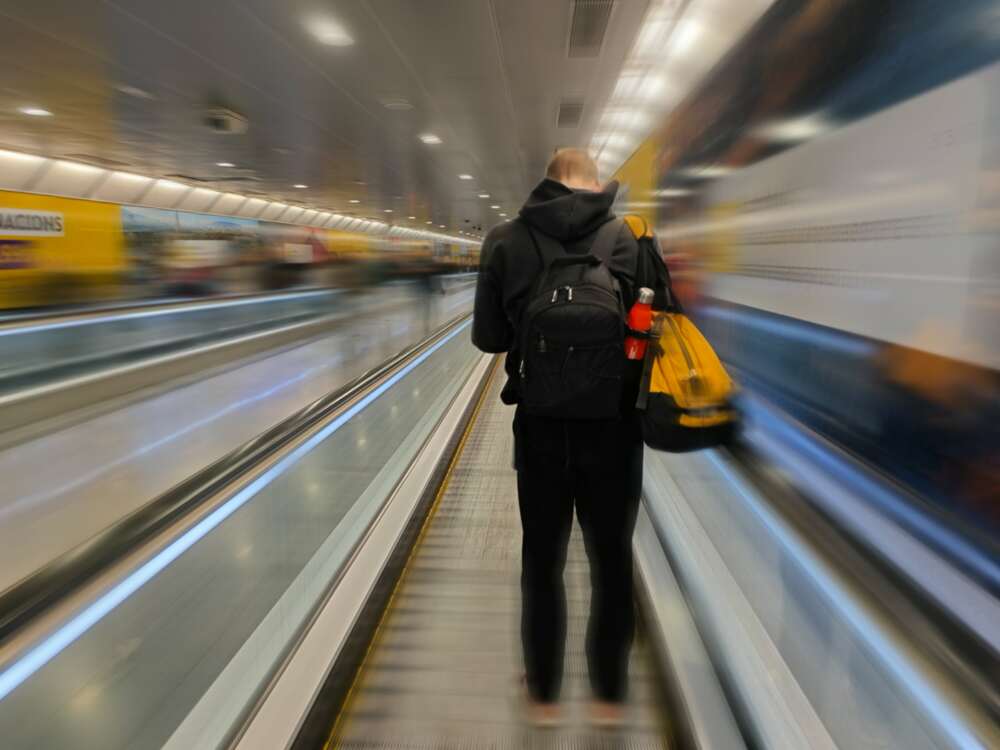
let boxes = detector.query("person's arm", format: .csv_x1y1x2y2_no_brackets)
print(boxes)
472,229,514,353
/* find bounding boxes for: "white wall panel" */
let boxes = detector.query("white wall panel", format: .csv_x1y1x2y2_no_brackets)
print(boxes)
92,171,153,204
33,160,105,198
177,187,222,213
214,193,246,214
259,202,287,221
142,180,192,208
237,198,267,218
0,151,48,192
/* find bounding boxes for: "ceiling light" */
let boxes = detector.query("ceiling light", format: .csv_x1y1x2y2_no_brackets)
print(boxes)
671,20,702,57
439,224,445,228
594,132,633,148
754,114,832,144
156,179,187,191
19,107,52,117
380,97,413,111
419,133,442,145
384,209,393,213
601,109,650,132
116,84,155,100
408,215,416,219
490,204,501,209
306,16,354,46
499,213,508,217
216,162,236,168
613,73,666,102
478,193,490,198
426,221,433,225
677,164,734,179
634,19,670,58
293,184,308,189
58,160,102,174
349,199,360,204
458,174,474,180
0,149,43,163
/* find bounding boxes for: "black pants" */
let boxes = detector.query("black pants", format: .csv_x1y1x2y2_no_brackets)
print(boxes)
513,408,643,703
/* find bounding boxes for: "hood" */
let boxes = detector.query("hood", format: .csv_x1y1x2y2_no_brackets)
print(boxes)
518,178,618,242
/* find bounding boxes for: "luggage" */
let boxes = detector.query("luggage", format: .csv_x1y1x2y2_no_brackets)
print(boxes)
621,215,739,451
637,311,739,451
518,219,627,419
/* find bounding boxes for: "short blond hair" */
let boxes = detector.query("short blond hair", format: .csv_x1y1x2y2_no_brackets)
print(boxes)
546,148,599,185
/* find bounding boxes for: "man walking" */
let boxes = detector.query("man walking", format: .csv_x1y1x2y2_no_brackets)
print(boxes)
472,149,669,727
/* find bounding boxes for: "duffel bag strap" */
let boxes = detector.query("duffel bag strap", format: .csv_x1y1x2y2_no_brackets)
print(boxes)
625,326,655,339
635,315,663,411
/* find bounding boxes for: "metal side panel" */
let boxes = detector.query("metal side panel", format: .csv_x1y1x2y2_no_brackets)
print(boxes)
230,353,494,750
332,373,670,748
633,506,746,750
644,447,1000,750
642,451,837,750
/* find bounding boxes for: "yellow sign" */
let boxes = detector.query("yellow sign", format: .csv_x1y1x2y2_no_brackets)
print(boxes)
0,191,124,308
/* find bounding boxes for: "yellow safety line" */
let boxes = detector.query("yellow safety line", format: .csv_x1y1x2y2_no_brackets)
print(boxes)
323,356,500,749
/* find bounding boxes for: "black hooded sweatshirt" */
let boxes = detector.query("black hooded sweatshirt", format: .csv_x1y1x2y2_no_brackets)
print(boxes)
472,178,669,410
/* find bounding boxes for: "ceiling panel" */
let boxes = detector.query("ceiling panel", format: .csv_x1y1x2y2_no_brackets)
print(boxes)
0,0,651,236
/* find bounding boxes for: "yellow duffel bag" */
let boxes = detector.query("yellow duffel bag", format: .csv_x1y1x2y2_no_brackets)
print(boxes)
637,311,739,452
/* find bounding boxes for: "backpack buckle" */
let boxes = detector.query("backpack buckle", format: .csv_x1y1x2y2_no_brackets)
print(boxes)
551,285,573,303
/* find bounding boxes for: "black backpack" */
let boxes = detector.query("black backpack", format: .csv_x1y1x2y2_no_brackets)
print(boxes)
518,219,627,419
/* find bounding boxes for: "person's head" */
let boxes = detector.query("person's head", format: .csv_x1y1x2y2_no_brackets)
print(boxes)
546,148,601,192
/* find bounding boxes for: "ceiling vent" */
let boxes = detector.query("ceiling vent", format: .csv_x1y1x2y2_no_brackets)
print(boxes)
557,98,585,128
567,0,614,58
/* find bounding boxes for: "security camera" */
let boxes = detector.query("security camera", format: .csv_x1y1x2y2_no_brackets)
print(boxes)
204,108,249,135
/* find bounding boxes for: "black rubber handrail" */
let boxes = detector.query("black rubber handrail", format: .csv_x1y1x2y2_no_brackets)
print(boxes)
0,309,326,396
0,313,471,644
0,286,337,332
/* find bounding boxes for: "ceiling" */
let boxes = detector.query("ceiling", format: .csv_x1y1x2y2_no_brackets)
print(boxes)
0,0,650,237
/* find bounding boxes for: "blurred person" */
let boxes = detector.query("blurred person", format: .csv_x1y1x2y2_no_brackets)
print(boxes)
472,148,670,727
411,253,439,334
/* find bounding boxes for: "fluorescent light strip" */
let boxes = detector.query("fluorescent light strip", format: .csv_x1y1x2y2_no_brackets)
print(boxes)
0,319,471,702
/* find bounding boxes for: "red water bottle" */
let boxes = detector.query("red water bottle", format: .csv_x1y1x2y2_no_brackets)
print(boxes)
625,287,655,360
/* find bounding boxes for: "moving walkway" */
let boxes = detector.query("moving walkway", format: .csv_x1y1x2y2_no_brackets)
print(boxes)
0,315,994,749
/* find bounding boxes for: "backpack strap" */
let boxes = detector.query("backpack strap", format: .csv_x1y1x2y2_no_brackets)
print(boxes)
523,217,624,268
623,212,680,312
623,214,652,240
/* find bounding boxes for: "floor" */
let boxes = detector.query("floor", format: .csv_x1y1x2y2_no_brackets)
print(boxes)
335,372,669,749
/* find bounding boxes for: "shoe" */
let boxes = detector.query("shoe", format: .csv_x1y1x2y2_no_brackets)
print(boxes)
526,700,563,728
515,675,562,728
589,700,626,729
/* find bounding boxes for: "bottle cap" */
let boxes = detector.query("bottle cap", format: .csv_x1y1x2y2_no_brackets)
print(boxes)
638,287,654,304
